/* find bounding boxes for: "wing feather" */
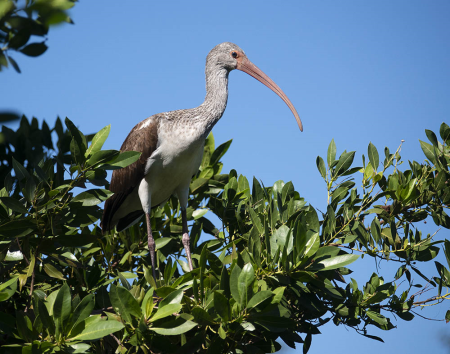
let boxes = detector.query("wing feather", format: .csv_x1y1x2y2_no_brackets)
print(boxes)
101,115,160,232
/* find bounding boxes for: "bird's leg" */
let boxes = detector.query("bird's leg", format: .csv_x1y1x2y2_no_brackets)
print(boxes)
181,209,193,271
145,212,157,280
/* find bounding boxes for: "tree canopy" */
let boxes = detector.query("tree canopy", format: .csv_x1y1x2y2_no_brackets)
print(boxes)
0,116,449,353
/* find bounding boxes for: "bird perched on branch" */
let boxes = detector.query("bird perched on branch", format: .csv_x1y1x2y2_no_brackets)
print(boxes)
101,42,303,279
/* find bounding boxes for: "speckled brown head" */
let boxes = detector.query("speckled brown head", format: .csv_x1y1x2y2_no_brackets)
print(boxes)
207,42,303,132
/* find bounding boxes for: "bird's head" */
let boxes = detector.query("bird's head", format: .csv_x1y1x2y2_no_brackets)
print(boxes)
207,42,303,132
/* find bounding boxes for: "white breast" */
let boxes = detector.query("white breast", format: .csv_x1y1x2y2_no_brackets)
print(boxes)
141,120,205,209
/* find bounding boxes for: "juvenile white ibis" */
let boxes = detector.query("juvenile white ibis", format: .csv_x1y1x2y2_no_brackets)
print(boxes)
101,42,302,278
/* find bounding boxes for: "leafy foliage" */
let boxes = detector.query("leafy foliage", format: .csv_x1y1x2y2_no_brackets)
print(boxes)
0,117,450,353
0,0,76,74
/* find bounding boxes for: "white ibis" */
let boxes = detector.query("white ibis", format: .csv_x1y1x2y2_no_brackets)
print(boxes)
101,42,302,279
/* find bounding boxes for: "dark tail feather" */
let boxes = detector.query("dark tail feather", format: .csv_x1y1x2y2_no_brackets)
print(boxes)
117,211,144,232
101,190,130,234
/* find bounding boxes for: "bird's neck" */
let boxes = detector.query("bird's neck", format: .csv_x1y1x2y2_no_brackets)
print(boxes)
196,66,229,137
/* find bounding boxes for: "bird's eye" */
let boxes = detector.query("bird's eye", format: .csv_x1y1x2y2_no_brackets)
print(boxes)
231,51,238,59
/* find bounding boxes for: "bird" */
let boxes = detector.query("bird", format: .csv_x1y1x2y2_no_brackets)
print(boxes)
101,42,303,279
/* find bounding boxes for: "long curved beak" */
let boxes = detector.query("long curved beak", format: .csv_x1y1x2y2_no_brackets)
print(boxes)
237,57,303,132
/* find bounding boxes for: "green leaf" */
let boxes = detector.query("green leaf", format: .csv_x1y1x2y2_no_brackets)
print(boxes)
109,285,142,323
362,334,384,343
241,322,256,331
334,151,355,177
327,139,336,167
366,310,388,325
16,311,32,342
247,291,272,309
0,219,36,238
370,218,381,245
150,303,182,322
325,204,336,236
141,288,155,319
155,237,172,250
0,1,14,19
71,189,113,206
192,209,208,220
439,123,450,144
53,283,72,327
218,324,226,339
86,125,110,156
160,289,183,307
313,254,359,271
214,291,229,322
444,240,450,269
70,136,83,165
425,129,439,147
23,176,36,202
210,139,232,166
303,231,320,258
419,140,436,163
43,263,65,280
270,225,292,257
7,55,21,73
37,299,55,335
238,263,255,305
102,151,141,169
151,319,197,335
230,264,242,305
0,277,17,302
316,156,326,180
86,150,120,167
12,157,30,181
368,142,379,171
20,42,48,57
303,332,312,354
0,111,20,123
67,319,124,341
71,294,95,331
435,172,447,191
0,197,27,214
0,276,18,292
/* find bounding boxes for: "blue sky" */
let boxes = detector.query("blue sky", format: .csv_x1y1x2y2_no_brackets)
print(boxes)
2,1,450,353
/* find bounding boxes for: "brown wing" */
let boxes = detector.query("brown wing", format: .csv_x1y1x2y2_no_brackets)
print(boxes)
101,115,160,232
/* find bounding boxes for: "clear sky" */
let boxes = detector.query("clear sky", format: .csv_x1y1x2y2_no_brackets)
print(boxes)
2,1,450,353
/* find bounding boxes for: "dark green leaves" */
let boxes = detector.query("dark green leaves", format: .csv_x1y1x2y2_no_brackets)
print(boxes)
110,285,142,323
366,310,388,326
86,125,110,157
368,142,379,171
20,42,48,57
316,156,326,180
439,123,450,144
0,197,27,214
247,291,273,309
102,151,141,169
0,116,449,353
327,139,336,167
214,291,229,322
53,283,72,332
68,319,124,341
419,140,435,163
334,151,355,177
12,157,30,181
71,189,113,206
